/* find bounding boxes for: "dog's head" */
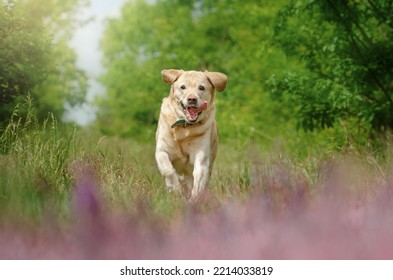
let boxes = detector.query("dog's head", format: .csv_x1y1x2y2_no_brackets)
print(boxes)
161,69,227,124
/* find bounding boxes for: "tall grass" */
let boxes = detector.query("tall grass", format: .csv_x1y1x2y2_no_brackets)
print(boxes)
0,100,76,222
1,100,393,259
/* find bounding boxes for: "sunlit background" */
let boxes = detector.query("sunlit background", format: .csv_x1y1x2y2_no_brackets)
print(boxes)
64,0,126,125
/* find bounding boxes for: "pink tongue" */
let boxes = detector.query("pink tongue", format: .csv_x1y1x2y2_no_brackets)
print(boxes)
187,101,208,121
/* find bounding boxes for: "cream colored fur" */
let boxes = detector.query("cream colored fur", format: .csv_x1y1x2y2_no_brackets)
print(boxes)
155,69,227,201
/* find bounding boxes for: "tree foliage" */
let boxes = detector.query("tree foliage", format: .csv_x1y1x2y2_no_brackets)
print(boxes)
0,1,50,121
96,0,393,150
98,0,293,143
269,0,393,137
0,0,89,124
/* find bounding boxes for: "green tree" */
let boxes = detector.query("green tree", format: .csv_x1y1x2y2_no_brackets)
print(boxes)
25,0,89,121
0,0,88,124
0,1,50,121
269,0,393,140
99,0,293,144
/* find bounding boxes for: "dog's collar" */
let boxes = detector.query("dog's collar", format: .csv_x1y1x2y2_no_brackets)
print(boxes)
171,119,200,128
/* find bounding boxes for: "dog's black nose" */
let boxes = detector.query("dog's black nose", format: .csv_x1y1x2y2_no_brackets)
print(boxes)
187,96,197,105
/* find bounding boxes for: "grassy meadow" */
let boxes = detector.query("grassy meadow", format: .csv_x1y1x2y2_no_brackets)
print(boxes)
2,0,393,260
1,103,393,259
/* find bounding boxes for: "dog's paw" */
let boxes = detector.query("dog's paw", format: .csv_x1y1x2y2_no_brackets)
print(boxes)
188,196,198,204
188,192,203,204
166,185,181,193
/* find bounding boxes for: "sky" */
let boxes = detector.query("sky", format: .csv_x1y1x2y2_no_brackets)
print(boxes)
63,0,127,125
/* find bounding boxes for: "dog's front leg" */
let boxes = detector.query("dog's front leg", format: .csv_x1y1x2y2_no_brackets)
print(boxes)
155,150,181,191
190,150,210,201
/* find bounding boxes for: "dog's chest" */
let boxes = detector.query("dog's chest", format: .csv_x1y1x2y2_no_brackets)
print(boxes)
171,140,196,174
172,125,205,142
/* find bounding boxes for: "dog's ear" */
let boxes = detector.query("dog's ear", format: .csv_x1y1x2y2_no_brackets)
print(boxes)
161,69,184,85
205,71,228,92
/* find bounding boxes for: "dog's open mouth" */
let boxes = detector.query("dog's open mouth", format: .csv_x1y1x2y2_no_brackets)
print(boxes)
181,101,208,123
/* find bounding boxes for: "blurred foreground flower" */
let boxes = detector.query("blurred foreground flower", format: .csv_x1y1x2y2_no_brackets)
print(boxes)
1,161,393,259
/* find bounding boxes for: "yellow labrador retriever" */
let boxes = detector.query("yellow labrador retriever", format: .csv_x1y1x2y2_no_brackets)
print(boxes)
155,69,227,201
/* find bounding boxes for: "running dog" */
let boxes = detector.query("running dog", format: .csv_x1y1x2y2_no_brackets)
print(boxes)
155,69,227,201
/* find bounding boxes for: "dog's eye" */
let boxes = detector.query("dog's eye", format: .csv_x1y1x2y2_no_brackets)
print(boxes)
199,85,205,91
180,85,186,90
